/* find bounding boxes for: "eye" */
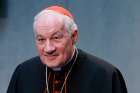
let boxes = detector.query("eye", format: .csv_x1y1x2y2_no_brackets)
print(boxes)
36,38,46,43
38,38,45,41
53,36,61,39
52,34,63,40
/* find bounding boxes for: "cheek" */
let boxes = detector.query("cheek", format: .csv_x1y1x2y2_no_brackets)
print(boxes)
65,39,73,49
58,40,73,55
36,44,43,54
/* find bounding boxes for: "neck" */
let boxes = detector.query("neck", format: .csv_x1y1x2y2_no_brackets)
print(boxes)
51,47,76,71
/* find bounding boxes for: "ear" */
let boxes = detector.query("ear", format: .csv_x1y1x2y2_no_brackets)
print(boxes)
71,30,78,45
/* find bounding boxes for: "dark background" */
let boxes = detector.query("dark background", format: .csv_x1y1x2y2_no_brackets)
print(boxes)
0,0,7,18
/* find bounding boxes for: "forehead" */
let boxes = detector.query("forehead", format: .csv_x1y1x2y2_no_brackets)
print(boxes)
34,11,66,36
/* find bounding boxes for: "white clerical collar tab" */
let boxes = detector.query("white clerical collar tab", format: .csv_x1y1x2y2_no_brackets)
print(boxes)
52,67,61,71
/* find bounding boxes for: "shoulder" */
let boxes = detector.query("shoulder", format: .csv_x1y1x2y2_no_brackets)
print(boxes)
20,56,42,66
77,49,118,74
14,56,44,74
76,49,127,92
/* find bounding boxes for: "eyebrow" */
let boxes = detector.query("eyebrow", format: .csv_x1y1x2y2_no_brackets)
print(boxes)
36,34,44,38
52,31,62,36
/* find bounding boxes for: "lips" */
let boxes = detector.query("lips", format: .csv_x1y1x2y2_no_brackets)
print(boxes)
44,53,58,56
43,54,58,60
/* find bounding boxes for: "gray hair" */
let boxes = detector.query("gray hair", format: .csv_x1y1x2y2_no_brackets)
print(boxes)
33,10,78,34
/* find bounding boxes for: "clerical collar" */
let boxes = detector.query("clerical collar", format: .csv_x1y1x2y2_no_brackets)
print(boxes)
52,67,61,71
51,47,77,71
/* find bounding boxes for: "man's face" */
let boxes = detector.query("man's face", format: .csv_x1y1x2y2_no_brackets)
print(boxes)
34,14,77,68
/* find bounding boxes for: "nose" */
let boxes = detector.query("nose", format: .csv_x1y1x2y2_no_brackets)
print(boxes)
44,40,56,54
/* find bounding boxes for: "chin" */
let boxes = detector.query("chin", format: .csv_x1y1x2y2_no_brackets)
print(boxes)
43,60,61,68
47,64,61,68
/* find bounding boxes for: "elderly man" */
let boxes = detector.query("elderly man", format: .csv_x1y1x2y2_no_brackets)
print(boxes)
7,6,127,93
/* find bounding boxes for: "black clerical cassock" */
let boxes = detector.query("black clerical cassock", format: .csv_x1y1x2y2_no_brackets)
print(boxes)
7,49,127,93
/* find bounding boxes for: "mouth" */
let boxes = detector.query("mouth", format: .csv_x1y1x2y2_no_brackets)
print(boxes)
44,54,58,60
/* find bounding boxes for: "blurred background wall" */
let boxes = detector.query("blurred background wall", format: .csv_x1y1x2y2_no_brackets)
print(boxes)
0,0,140,93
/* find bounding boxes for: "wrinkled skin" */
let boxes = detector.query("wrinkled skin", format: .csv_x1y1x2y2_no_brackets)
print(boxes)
34,13,78,68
